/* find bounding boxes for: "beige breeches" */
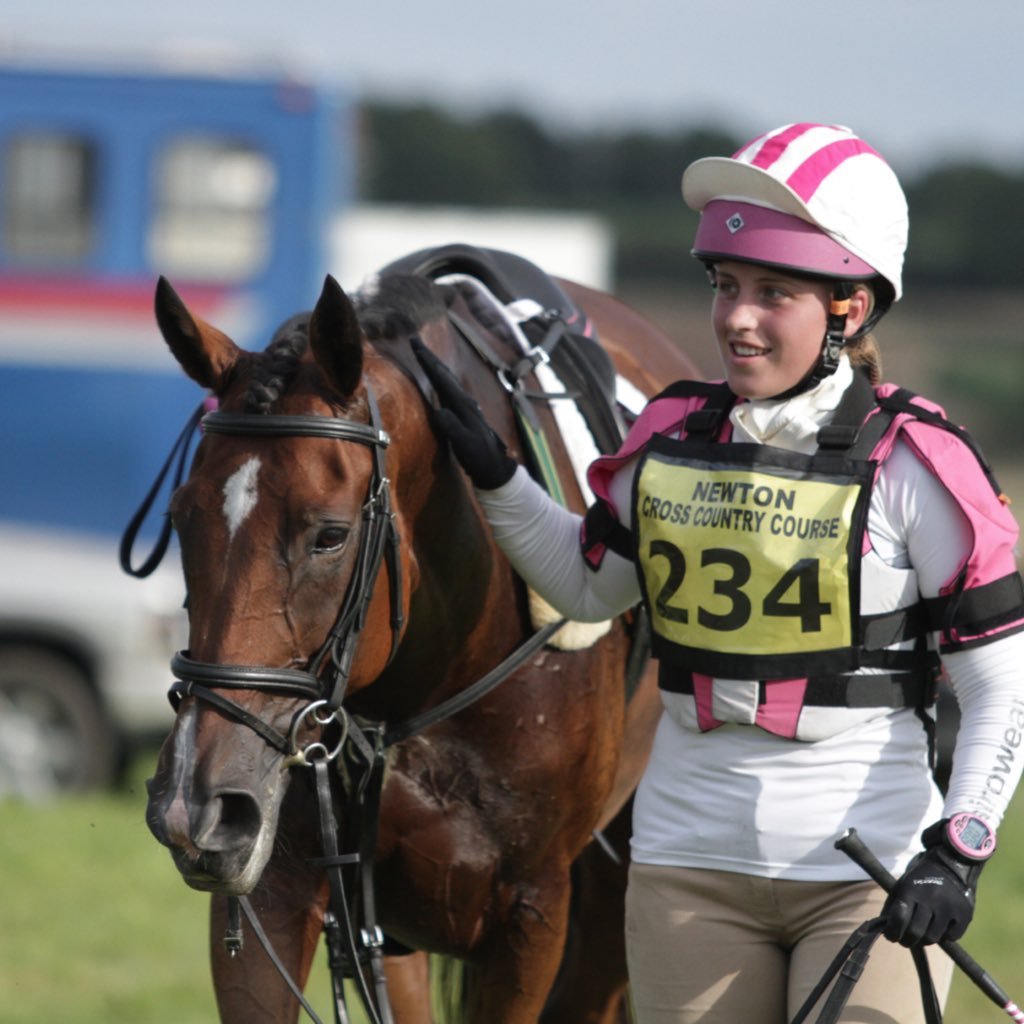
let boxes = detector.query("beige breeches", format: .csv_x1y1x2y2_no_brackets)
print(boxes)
625,862,954,1024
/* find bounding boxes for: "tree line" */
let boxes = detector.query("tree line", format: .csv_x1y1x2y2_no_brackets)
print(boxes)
357,102,1023,292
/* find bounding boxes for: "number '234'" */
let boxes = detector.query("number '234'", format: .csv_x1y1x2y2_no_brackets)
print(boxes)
649,540,831,633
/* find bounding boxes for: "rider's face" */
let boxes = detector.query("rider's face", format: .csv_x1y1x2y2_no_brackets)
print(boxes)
710,261,835,400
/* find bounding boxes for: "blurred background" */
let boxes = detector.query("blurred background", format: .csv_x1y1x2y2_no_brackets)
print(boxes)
0,2,1021,1019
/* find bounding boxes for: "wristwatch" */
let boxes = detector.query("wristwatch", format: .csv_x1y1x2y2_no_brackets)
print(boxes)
943,812,997,863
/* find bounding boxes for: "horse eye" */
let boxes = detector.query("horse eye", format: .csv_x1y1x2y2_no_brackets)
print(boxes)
313,526,350,553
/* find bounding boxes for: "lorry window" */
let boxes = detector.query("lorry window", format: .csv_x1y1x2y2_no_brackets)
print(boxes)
3,133,96,263
147,137,276,281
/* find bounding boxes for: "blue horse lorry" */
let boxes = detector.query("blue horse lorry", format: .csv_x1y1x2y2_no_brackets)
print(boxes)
0,61,356,796
0,59,615,797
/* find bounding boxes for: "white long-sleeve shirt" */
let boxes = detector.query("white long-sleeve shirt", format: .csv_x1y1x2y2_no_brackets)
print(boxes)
477,359,1024,879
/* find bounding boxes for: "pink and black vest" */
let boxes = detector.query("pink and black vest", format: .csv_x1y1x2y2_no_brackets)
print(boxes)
581,373,1024,741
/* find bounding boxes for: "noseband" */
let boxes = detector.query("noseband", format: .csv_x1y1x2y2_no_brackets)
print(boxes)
168,386,405,763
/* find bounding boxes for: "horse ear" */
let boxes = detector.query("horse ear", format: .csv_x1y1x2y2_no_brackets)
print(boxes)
154,276,243,392
308,275,363,398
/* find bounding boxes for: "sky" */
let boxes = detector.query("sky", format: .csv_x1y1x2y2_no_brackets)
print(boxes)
2,0,1023,178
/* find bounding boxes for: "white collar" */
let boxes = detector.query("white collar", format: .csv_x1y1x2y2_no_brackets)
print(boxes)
729,356,854,454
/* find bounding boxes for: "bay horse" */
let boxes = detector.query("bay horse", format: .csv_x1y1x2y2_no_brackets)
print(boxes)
141,247,699,1023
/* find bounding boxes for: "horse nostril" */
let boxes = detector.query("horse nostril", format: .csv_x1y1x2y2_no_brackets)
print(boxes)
195,790,264,852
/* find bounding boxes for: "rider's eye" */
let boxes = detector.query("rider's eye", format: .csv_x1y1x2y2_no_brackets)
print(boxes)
313,526,350,553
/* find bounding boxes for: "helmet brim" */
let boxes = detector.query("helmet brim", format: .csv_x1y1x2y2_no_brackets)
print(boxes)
683,156,816,224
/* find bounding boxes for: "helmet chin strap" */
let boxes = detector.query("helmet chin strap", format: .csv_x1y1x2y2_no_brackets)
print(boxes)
768,282,852,401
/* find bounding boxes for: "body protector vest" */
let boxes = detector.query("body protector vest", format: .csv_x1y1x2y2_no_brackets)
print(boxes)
582,372,1024,742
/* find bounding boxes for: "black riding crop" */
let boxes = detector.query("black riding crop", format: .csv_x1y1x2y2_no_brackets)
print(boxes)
836,828,1024,1022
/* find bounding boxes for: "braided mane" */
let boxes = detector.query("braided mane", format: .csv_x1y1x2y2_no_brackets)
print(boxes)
245,313,310,414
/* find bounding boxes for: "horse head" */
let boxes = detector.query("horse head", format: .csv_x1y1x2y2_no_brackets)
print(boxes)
144,274,441,893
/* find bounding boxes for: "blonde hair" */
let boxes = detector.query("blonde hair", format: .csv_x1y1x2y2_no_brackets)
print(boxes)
845,282,883,384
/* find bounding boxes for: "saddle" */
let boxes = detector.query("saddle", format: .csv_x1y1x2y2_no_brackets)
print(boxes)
380,243,625,457
382,242,579,322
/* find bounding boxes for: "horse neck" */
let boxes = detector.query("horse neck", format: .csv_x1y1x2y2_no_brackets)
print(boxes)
346,345,528,722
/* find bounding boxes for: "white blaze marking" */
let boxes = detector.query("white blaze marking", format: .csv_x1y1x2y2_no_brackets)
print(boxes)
222,457,261,540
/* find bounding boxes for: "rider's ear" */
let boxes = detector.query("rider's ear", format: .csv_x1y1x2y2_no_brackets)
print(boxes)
154,276,243,393
843,285,872,338
309,274,363,398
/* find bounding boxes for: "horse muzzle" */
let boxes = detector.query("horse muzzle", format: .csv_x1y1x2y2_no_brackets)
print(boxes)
146,776,281,894
144,703,286,894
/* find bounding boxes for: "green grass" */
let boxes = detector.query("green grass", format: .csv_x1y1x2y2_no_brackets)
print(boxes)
0,754,341,1023
2,751,1021,1022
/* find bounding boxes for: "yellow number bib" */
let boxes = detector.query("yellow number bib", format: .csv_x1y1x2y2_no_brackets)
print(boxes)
636,450,866,669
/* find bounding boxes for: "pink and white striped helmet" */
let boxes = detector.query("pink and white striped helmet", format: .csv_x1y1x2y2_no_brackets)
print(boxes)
682,123,908,302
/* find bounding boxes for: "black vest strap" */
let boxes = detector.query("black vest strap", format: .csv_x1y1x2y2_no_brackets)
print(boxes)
676,370,887,456
668,668,936,710
815,369,879,451
582,380,735,565
860,602,930,651
925,570,1024,640
582,499,634,563
681,381,738,441
802,671,936,709
813,368,904,464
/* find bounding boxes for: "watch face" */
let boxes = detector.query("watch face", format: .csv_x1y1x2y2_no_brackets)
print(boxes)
959,817,990,850
948,812,996,860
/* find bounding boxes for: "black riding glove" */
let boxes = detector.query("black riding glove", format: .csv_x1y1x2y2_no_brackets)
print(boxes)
882,819,984,947
412,337,518,490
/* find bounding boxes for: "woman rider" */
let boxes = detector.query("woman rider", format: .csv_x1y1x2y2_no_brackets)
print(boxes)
414,122,1024,1023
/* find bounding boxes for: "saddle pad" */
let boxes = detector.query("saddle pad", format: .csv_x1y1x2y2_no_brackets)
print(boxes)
438,273,613,649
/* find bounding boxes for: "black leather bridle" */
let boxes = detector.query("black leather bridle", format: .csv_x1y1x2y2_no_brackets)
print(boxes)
166,387,405,764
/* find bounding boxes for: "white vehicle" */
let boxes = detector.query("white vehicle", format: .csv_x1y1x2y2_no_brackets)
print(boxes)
0,60,354,797
0,526,185,799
